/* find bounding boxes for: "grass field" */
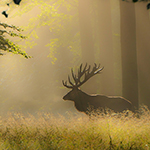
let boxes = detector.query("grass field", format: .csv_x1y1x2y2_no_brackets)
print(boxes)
0,107,150,150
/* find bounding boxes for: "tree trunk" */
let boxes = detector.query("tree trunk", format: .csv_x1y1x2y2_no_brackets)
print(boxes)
78,0,95,64
135,3,150,108
120,1,139,109
97,0,115,96
78,0,96,93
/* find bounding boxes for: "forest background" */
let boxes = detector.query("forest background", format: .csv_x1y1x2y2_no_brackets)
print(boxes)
0,0,149,116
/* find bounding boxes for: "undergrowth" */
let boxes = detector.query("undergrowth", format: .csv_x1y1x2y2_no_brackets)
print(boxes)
0,106,150,150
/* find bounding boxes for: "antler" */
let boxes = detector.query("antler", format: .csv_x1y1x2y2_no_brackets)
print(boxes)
62,63,104,89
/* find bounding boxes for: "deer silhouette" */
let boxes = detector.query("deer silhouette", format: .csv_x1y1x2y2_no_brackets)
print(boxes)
62,63,132,115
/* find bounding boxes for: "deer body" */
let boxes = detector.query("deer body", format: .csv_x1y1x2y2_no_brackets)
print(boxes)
63,88,132,114
62,64,132,115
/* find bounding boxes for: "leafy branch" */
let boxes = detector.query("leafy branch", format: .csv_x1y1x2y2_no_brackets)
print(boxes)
0,23,31,58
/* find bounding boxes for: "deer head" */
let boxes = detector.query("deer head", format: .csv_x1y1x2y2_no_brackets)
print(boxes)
62,63,104,101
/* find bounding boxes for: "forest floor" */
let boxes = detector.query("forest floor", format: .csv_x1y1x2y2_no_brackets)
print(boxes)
0,106,150,150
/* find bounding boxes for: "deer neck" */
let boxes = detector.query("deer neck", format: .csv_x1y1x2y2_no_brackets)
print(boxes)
77,89,90,99
74,90,90,112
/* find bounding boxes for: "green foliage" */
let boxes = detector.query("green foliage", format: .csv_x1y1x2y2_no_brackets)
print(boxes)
46,38,59,64
0,23,30,58
1,108,150,149
16,0,80,63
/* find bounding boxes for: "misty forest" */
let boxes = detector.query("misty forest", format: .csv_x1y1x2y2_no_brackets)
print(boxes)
1,0,150,149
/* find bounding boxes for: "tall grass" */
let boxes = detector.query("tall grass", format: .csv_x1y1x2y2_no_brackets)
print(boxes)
0,107,150,150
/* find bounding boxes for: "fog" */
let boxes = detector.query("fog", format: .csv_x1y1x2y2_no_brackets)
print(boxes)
0,0,149,116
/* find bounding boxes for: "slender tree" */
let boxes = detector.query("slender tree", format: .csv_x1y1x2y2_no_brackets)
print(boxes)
78,0,97,93
96,0,115,95
135,2,150,108
120,1,139,109
78,0,95,64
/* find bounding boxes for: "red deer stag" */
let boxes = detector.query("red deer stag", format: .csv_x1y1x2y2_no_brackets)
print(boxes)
62,64,132,115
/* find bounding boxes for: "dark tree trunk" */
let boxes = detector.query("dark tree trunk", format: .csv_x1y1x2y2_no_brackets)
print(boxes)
135,3,150,108
120,1,139,109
